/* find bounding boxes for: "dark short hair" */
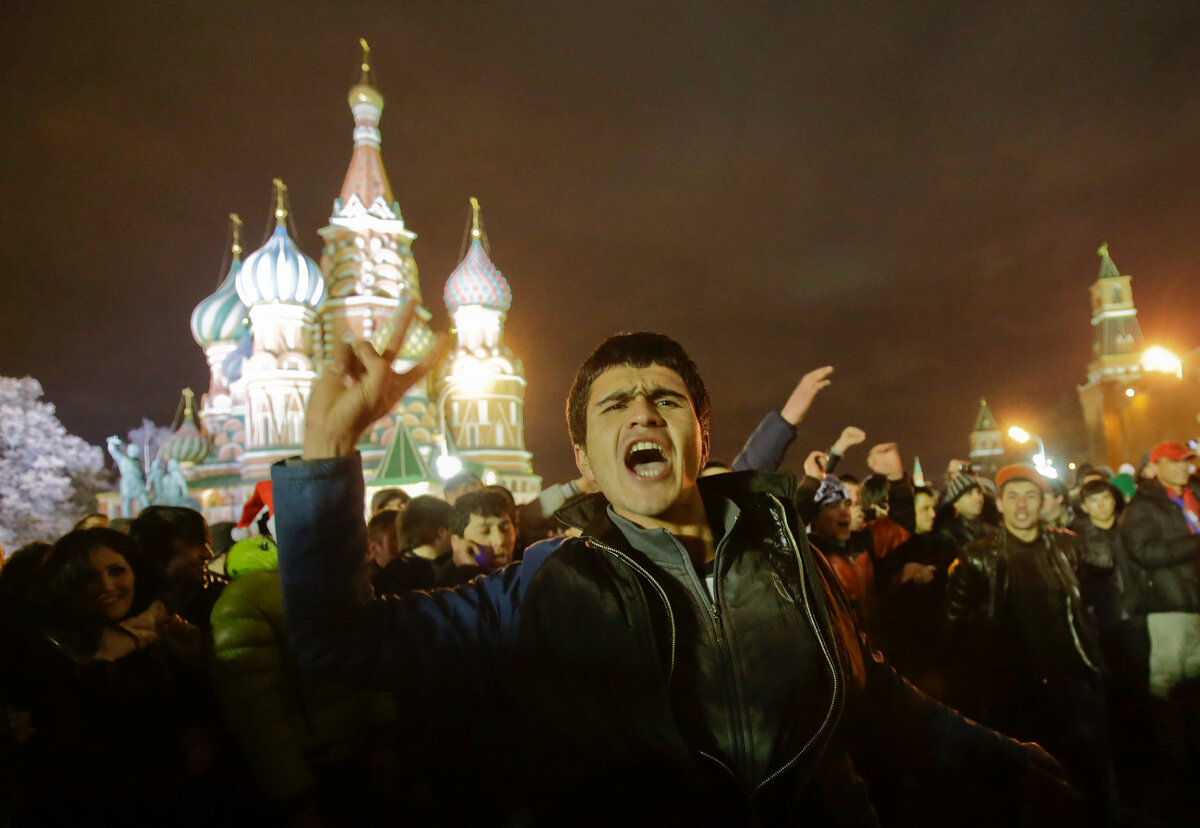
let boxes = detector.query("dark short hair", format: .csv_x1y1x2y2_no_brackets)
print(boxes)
913,486,937,503
398,496,454,550
1080,479,1125,514
452,490,516,537
860,474,890,512
43,528,158,620
367,510,400,544
483,484,517,518
371,488,411,515
566,332,711,453
130,506,210,572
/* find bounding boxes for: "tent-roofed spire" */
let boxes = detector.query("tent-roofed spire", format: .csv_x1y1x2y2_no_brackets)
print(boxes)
335,39,396,218
1097,242,1121,280
973,398,998,431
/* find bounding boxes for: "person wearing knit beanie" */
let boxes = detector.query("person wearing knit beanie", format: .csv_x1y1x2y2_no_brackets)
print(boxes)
943,474,981,508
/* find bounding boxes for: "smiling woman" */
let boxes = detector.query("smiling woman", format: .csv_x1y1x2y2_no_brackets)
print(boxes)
9,528,216,821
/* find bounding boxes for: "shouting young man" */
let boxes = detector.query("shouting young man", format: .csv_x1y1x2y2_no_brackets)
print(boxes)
273,322,1068,825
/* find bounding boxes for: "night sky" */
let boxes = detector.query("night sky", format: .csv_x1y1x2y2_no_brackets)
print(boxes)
4,1,1200,486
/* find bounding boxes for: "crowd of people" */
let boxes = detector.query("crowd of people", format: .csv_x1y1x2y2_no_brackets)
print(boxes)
2,326,1199,826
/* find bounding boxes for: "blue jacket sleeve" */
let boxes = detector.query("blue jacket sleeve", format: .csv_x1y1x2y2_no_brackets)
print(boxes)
732,411,796,471
271,454,535,696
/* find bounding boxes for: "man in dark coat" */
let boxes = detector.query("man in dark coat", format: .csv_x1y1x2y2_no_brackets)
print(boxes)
946,464,1115,825
1119,441,1200,701
273,322,1070,826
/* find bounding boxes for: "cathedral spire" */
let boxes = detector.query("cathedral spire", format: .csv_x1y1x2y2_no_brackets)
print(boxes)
335,39,396,216
230,213,243,258
272,178,288,227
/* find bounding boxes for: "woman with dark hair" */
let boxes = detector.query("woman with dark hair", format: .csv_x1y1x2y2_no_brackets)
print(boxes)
8,528,210,824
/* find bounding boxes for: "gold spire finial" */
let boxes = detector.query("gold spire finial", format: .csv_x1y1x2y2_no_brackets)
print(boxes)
272,179,288,226
182,388,195,419
359,38,372,84
1098,242,1109,259
229,213,243,257
470,197,481,239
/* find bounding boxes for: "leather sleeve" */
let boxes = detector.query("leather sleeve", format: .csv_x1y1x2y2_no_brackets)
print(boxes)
849,641,1029,783
944,554,985,628
1119,500,1200,570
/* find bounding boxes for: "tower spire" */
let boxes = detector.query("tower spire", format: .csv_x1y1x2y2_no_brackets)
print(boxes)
470,196,482,239
272,179,288,227
335,40,395,215
1097,241,1120,279
358,38,373,85
230,213,243,258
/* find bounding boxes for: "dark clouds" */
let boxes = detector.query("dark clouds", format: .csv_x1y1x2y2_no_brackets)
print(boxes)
3,0,1199,484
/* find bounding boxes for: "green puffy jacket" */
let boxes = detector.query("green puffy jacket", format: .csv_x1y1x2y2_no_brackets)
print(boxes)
209,542,396,808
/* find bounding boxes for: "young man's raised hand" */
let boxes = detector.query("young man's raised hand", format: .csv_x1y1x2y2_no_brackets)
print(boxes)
303,302,448,460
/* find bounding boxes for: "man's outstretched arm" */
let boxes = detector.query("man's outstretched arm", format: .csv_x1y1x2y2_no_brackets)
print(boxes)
732,366,833,471
274,453,525,694
272,305,525,693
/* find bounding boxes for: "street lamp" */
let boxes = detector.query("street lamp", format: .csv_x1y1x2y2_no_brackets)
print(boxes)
1007,425,1059,479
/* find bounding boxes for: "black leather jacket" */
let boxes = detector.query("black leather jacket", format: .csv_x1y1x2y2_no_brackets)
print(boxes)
945,527,1101,673
1119,478,1200,613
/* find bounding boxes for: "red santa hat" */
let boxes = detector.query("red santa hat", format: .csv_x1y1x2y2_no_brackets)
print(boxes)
237,480,274,528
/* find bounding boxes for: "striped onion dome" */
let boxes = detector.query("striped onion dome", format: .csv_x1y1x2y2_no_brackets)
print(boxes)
444,238,511,314
190,258,248,347
160,392,212,465
236,223,326,308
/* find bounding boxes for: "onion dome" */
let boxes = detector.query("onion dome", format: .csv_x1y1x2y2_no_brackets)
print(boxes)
191,214,249,347
236,180,326,308
160,389,212,465
443,198,512,314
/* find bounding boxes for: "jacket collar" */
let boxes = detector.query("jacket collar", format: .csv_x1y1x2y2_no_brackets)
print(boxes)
555,469,798,536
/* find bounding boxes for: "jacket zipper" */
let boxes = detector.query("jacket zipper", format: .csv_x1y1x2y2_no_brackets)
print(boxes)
585,537,677,681
755,494,841,795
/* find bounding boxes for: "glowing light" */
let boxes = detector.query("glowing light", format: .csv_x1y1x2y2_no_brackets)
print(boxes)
452,357,494,395
1125,388,1136,398
1068,462,1077,470
1008,426,1031,444
435,454,463,480
483,470,498,485
1041,466,1059,479
1142,345,1183,378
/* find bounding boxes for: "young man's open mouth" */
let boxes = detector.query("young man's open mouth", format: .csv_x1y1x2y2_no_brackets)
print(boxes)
625,438,672,481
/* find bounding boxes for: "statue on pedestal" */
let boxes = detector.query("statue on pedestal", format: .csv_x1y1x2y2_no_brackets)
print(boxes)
106,436,149,517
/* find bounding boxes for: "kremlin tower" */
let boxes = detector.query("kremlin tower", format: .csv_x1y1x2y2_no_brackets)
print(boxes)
101,42,541,522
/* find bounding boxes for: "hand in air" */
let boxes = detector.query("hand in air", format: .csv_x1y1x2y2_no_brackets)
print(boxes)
832,426,866,455
804,450,828,480
780,366,834,426
303,302,448,460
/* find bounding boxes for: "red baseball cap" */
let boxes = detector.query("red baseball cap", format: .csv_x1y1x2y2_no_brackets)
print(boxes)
994,463,1048,493
1150,441,1197,463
